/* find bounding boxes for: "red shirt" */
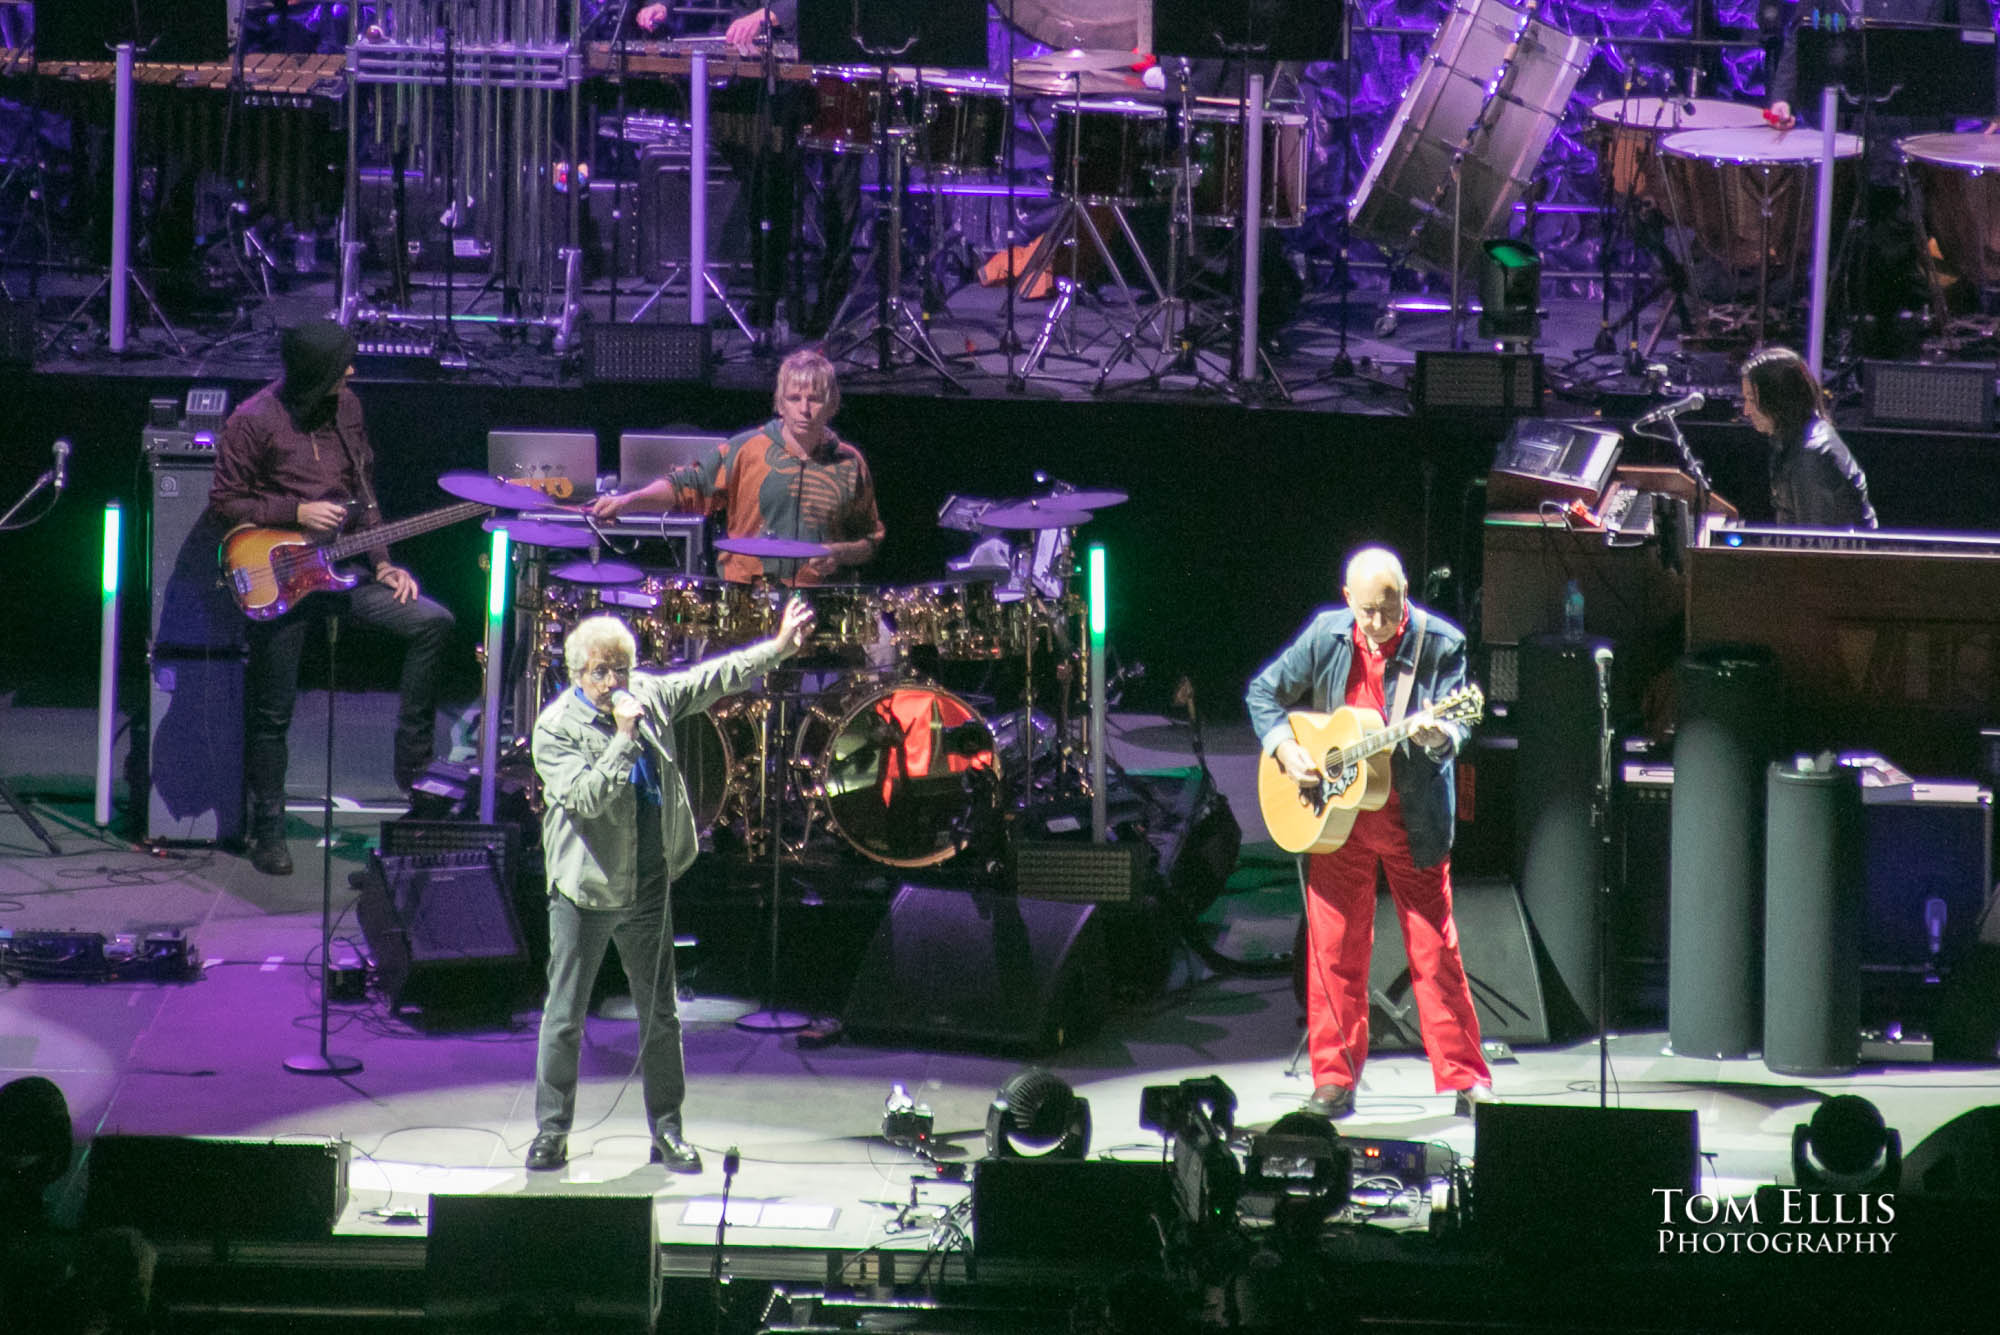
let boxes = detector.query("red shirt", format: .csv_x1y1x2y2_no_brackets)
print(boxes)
1344,609,1410,813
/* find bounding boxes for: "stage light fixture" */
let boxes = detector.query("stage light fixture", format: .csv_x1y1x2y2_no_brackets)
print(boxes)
1478,238,1542,345
985,1067,1090,1160
1793,1095,1902,1193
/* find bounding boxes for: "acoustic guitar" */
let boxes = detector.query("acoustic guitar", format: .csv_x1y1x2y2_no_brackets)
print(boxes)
1257,684,1485,855
219,500,490,620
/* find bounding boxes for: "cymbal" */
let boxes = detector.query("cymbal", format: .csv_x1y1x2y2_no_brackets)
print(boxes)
715,535,832,559
551,558,644,585
980,501,1094,531
482,516,598,549
1039,487,1127,510
439,471,562,510
1016,48,1133,74
1011,66,1135,97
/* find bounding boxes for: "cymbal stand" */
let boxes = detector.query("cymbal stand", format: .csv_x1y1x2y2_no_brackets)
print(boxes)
822,60,967,391
1092,60,1233,394
1016,76,1164,382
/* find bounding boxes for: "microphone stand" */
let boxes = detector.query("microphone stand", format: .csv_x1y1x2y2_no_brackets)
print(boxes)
710,1145,741,1335
1592,646,1614,1108
286,615,362,1077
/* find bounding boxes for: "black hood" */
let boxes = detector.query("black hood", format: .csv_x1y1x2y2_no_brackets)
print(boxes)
277,321,358,428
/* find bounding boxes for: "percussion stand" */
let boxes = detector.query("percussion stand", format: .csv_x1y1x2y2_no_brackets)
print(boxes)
1016,80,1163,383
821,53,968,392
1091,61,1234,394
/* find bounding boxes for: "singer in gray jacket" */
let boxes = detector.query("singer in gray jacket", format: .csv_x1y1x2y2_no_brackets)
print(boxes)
525,601,813,1175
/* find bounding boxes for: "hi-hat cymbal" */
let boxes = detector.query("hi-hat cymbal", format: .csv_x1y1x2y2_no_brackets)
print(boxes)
482,516,598,549
980,501,1094,531
1016,48,1133,74
439,472,562,510
715,535,832,559
551,558,644,585
1038,487,1127,510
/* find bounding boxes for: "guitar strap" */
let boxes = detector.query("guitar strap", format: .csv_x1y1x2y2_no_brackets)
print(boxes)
1389,608,1426,727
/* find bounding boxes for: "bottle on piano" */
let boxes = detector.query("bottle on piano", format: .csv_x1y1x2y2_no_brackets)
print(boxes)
1562,580,1586,640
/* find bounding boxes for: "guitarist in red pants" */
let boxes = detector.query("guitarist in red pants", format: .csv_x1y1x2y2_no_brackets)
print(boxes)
207,321,455,875
1245,547,1496,1120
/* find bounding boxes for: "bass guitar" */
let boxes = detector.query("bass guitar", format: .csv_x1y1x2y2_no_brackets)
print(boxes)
1257,684,1485,855
220,500,490,620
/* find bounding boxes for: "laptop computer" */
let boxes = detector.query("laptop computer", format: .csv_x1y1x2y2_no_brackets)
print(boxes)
617,431,725,489
486,430,600,505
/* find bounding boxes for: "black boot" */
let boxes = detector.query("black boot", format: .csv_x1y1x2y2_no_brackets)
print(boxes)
249,799,293,876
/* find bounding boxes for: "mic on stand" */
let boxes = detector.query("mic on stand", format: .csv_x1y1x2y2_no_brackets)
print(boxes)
1633,391,1704,428
1592,644,1613,711
51,440,70,491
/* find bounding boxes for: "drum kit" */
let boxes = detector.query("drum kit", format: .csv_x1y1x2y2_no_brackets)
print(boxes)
444,469,1125,870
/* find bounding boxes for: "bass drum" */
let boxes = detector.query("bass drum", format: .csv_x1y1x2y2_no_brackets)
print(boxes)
792,679,1001,866
673,697,755,833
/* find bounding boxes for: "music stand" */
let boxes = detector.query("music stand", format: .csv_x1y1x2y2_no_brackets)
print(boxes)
34,0,231,63
1795,23,1998,119
1152,0,1344,64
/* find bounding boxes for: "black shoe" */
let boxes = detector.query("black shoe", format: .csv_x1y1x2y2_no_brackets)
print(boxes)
525,1132,568,1172
1453,1085,1501,1119
249,832,293,876
650,1127,702,1173
1305,1084,1355,1119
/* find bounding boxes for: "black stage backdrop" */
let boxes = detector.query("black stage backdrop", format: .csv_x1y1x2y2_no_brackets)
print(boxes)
4,370,1997,734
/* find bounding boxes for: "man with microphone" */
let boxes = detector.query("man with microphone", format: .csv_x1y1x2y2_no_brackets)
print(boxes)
526,597,814,1174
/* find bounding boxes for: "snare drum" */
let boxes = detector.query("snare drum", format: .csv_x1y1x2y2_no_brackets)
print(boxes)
792,678,999,866
1658,127,1861,282
1587,98,1768,207
886,581,1009,659
912,76,1009,174
1900,132,2000,295
1185,107,1309,227
1051,100,1169,206
804,67,911,154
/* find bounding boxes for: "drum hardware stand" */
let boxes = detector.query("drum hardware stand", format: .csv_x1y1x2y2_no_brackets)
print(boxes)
1093,62,1235,394
821,60,968,393
1016,73,1164,383
44,44,187,359
0,28,60,305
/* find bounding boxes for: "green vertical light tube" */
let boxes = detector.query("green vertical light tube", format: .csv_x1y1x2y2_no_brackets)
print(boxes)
96,502,122,826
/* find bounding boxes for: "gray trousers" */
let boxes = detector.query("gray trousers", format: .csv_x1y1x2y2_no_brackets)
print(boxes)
531,815,685,1137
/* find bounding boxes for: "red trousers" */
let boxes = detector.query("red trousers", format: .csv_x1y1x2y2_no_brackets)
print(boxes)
1302,804,1491,1093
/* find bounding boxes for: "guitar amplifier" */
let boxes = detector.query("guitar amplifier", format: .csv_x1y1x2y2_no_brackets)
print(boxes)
149,454,245,653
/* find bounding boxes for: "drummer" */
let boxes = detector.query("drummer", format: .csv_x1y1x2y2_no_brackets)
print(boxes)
588,348,884,588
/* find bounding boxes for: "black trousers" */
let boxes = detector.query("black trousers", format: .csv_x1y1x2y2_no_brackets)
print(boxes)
243,574,454,802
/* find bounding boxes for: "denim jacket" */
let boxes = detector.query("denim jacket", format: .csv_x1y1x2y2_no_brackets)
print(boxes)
1244,604,1471,868
534,642,784,909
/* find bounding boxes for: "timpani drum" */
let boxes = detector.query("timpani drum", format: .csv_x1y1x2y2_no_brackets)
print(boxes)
791,678,999,866
1658,127,1861,287
1899,132,2000,297
1588,97,1768,207
1050,100,1170,205
1185,106,1309,228
911,76,1010,174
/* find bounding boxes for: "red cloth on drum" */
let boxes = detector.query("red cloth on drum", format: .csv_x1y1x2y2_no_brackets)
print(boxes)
1299,614,1491,1095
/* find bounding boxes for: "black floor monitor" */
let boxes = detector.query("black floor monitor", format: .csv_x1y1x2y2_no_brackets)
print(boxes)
796,0,988,71
35,0,233,65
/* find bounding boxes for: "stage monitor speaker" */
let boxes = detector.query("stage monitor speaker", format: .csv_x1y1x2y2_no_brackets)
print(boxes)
148,453,245,653
145,651,245,843
973,1159,1173,1267
842,886,1109,1053
356,847,530,1015
636,145,751,274
426,1194,658,1333
583,322,711,385
84,1136,349,1242
1367,877,1553,1049
1473,1104,1698,1260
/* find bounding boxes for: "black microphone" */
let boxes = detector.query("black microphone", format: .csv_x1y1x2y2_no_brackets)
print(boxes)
51,439,69,492
1633,391,1705,428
